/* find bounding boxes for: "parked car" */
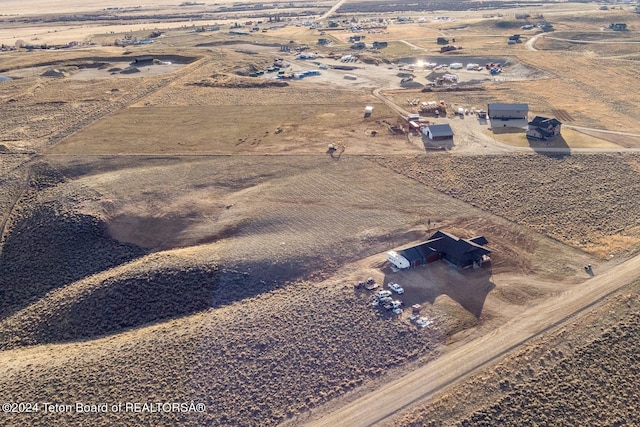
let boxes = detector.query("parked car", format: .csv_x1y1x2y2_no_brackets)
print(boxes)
379,296,393,305
377,290,392,299
388,283,404,294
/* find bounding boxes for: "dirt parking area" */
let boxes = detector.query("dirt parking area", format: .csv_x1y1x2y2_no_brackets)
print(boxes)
382,261,495,317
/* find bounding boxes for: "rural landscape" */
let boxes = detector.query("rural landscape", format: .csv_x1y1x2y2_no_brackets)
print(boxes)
1,0,640,425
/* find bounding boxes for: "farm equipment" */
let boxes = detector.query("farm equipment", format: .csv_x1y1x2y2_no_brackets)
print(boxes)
364,277,379,290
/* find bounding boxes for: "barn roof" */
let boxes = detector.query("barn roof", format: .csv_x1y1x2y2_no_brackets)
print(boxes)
134,56,154,62
488,103,528,111
426,123,454,137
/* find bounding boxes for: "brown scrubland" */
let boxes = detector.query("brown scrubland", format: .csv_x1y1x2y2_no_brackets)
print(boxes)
1,2,640,426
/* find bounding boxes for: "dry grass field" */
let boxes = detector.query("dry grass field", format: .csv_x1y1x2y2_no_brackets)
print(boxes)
394,281,640,427
375,153,640,258
2,2,640,426
0,153,594,426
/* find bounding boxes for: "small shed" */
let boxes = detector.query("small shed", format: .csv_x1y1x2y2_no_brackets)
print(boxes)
364,106,374,117
422,123,454,140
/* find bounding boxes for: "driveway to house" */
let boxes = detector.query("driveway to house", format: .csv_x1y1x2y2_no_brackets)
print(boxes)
304,252,640,427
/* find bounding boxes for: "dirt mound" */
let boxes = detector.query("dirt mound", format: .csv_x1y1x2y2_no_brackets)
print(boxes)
0,203,147,318
41,68,68,78
0,163,146,318
188,73,289,88
120,66,140,74
358,55,386,65
401,80,424,88
234,63,262,76
0,261,223,348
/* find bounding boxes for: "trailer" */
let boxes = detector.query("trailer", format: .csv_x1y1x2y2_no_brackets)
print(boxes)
364,105,374,117
386,251,410,269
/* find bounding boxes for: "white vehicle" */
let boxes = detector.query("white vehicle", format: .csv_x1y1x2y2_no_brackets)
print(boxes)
388,283,404,294
392,307,403,315
386,251,410,269
377,290,392,299
416,317,434,328
379,296,393,305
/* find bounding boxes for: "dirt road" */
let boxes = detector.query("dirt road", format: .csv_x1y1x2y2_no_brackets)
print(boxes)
317,0,346,21
304,254,640,427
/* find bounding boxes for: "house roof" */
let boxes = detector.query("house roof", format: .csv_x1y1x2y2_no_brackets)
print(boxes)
528,116,562,127
426,123,454,137
398,230,490,265
488,103,529,111
469,236,489,246
427,231,490,260
399,244,439,264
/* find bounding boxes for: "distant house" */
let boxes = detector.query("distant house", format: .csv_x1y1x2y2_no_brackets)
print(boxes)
372,41,388,48
422,123,454,140
487,103,529,120
317,38,330,45
387,230,491,270
436,37,449,45
610,23,627,31
351,42,365,49
349,35,362,43
526,116,562,140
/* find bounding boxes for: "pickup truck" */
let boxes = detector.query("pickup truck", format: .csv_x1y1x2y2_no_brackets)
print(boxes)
388,283,404,294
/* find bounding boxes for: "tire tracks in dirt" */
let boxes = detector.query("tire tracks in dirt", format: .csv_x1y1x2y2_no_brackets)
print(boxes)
0,163,31,255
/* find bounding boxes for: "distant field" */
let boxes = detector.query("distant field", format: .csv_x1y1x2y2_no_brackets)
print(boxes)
375,153,640,257
0,0,261,14
48,103,417,155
